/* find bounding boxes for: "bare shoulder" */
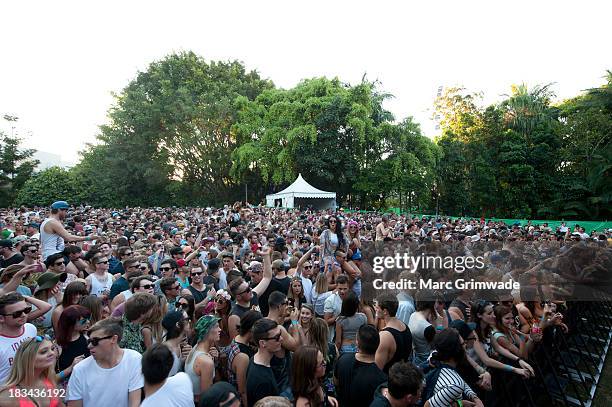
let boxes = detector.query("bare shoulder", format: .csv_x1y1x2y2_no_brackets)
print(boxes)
0,389,19,407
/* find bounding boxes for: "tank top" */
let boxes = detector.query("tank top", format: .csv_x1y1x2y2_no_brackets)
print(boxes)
121,289,134,301
382,323,413,374
90,273,113,297
40,218,64,261
408,314,433,366
185,350,215,396
11,379,60,407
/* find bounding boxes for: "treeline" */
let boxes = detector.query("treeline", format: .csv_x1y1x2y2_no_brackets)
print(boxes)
8,52,611,220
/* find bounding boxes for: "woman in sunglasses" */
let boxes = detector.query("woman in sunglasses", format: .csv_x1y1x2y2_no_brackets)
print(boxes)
213,290,232,347
0,335,62,407
55,305,91,384
319,217,348,275
291,346,338,407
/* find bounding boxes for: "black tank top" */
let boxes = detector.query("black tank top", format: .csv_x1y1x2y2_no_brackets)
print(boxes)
383,323,413,374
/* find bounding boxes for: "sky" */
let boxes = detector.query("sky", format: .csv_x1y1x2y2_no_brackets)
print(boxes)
1,0,610,164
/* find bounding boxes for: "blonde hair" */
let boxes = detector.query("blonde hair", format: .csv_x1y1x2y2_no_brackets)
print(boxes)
1,338,56,391
142,296,166,343
314,273,328,295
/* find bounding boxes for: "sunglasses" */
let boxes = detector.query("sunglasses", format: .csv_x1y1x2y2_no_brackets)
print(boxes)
177,302,189,309
2,306,33,318
191,271,203,276
96,260,109,265
237,286,251,296
87,335,114,347
139,266,148,271
124,252,133,256
78,317,90,325
53,261,65,267
27,249,38,253
140,284,154,290
159,267,172,272
35,334,52,342
263,332,282,342
303,265,312,269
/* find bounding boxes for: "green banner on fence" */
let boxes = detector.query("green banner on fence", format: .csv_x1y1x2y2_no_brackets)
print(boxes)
342,209,610,234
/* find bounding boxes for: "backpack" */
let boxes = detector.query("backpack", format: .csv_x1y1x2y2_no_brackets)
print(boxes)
418,362,456,407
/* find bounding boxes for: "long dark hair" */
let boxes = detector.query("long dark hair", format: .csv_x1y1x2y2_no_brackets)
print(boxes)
291,346,323,406
56,305,90,347
326,216,346,250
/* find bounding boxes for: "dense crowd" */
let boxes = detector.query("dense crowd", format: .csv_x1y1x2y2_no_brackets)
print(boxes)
0,201,609,407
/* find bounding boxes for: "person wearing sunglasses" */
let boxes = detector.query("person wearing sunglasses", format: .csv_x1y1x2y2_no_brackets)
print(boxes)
246,318,283,407
159,277,181,313
66,318,144,407
109,259,142,302
110,276,155,314
0,335,62,407
140,343,194,407
55,305,91,383
227,248,273,340
85,253,114,306
0,292,39,384
185,266,210,306
291,346,339,407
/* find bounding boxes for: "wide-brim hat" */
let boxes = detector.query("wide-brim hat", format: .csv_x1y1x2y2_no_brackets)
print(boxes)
36,272,67,291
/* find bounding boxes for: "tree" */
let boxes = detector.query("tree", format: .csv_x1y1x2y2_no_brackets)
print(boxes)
232,77,392,206
14,167,75,207
93,51,273,206
0,117,39,207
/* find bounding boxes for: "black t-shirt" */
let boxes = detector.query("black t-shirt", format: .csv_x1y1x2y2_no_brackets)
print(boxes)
0,253,24,268
58,334,90,371
255,279,283,317
369,384,392,407
246,359,279,407
335,353,387,407
230,292,259,319
273,276,291,296
188,284,209,304
202,275,219,291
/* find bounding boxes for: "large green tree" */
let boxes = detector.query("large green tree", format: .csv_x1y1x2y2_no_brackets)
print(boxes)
231,77,392,205
85,51,273,206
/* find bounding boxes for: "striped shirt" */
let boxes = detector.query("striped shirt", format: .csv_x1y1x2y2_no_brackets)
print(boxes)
427,368,477,407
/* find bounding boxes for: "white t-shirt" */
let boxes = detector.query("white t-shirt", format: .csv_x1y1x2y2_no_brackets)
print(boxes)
67,349,144,407
0,323,37,384
140,372,193,407
300,274,313,304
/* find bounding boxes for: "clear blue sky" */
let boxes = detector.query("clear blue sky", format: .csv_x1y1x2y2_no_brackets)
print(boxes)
1,0,610,163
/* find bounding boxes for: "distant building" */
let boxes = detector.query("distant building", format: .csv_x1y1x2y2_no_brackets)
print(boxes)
33,151,75,170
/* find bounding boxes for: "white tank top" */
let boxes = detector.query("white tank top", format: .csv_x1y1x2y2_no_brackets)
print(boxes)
121,289,133,301
40,218,65,261
90,273,113,297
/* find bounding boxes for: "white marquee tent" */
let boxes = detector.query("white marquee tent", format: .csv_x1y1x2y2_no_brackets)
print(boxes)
265,174,337,210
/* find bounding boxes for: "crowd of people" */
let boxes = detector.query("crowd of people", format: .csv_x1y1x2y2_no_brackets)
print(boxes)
0,201,609,407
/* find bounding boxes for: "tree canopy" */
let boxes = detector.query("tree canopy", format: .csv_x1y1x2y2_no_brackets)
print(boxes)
5,52,610,221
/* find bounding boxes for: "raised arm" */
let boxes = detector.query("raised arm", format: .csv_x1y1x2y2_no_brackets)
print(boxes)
252,247,272,297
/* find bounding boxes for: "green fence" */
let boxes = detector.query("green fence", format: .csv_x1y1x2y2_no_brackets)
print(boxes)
343,208,611,234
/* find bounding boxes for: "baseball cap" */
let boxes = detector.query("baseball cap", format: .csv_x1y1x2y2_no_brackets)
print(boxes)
198,382,239,407
51,201,70,210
